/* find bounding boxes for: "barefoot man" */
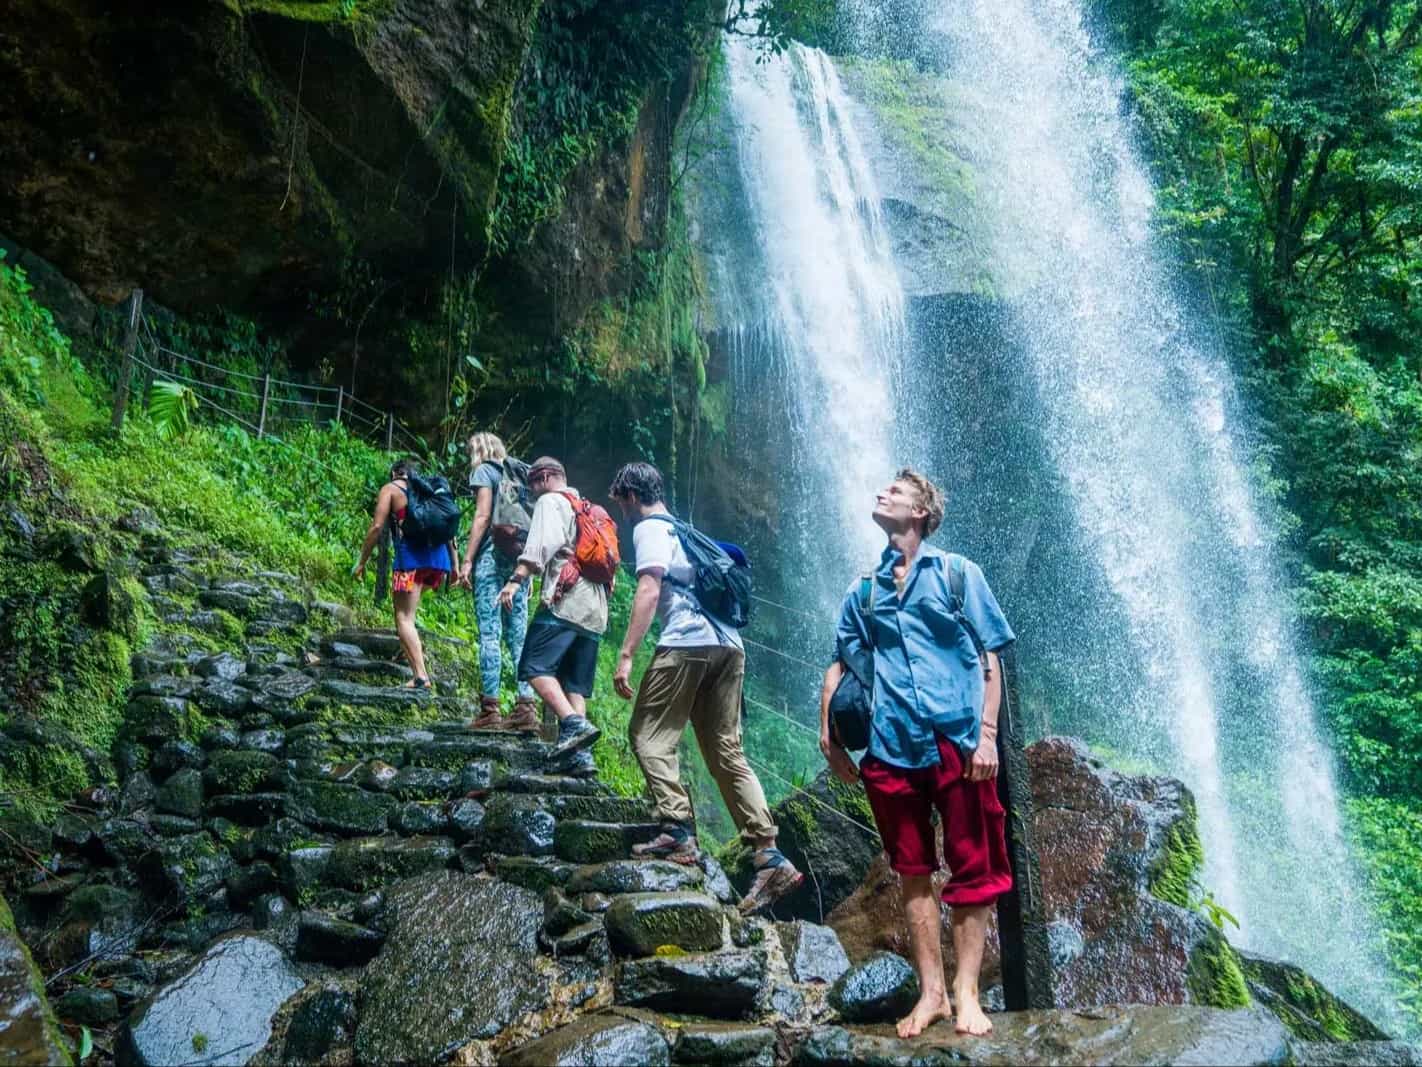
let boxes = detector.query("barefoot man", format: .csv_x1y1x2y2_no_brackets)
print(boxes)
819,469,1015,1038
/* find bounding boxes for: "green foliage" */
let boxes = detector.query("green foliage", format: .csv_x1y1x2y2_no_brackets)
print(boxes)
1348,796,1422,1025
1188,933,1253,1010
147,380,198,440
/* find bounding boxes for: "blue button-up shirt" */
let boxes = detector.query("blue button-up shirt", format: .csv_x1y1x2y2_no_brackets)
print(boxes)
835,544,1015,770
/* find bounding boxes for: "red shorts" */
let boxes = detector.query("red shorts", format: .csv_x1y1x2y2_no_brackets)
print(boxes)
392,568,447,593
860,733,1013,907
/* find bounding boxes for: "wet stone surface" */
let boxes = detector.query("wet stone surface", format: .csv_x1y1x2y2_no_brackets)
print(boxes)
568,859,705,896
501,1013,671,1067
778,920,851,985
605,892,724,958
828,952,920,1023
615,950,769,1018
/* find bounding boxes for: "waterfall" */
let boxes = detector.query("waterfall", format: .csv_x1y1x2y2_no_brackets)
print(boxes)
693,2,1397,1027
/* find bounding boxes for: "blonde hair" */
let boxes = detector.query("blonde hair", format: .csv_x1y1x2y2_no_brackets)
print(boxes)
467,432,507,468
896,467,945,537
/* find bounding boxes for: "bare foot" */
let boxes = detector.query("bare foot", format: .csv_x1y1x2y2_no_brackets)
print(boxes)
953,986,993,1036
896,992,952,1039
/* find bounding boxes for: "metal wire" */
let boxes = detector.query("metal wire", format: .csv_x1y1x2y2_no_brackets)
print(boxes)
743,692,820,738
130,354,257,400
742,636,825,672
744,752,879,839
751,593,823,621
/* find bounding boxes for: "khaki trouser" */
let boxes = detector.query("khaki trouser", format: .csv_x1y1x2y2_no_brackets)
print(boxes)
629,645,777,843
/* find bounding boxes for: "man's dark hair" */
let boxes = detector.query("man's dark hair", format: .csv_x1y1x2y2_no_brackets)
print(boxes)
391,456,420,479
609,462,665,506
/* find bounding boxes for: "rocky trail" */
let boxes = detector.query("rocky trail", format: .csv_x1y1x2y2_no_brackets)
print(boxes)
1,538,1418,1067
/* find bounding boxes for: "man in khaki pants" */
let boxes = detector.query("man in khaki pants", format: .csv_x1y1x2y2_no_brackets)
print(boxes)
610,462,803,914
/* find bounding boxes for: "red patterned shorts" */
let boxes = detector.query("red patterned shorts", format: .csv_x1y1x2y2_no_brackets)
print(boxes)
392,568,447,593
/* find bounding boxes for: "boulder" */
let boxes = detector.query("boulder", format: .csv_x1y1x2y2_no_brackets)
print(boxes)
495,856,578,893
324,835,457,891
196,653,246,682
205,793,285,827
281,987,357,1064
501,1014,671,1066
54,986,119,1026
555,820,662,864
355,872,548,1064
393,802,449,836
675,1024,777,1067
279,847,335,900
193,678,252,716
203,751,281,795
778,920,851,985
390,767,457,800
568,859,705,896
605,892,724,957
0,895,71,1066
1238,952,1388,1043
828,952,920,1023
615,950,768,1018
795,1004,1295,1066
119,935,304,1067
295,912,384,966
287,781,397,836
150,740,205,779
137,834,235,907
447,798,486,842
481,795,557,857
156,768,205,820
1295,1042,1422,1065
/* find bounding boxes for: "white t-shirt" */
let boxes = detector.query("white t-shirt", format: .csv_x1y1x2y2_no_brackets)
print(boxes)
633,516,743,651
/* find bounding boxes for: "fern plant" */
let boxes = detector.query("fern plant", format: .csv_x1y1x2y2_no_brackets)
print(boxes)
147,379,197,439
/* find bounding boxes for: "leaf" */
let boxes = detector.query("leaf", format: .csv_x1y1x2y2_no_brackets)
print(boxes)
147,380,198,440
79,1026,92,1061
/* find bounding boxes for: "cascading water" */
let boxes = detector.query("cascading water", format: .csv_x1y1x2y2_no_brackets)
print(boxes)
692,1,1399,1028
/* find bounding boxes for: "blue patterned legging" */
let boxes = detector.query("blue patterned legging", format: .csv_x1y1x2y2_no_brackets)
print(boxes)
474,545,534,701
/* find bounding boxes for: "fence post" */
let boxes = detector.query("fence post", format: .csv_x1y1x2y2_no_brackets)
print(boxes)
385,411,394,452
994,646,1056,1010
109,289,144,431
335,387,344,426
257,374,271,439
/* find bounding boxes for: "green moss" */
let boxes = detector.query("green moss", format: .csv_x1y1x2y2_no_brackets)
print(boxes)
1149,818,1205,909
1187,932,1252,1010
0,743,90,818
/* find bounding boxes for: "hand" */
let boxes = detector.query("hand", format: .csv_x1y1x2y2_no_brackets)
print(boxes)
966,731,999,781
352,561,366,581
613,651,635,700
820,731,860,784
497,580,518,611
455,563,472,589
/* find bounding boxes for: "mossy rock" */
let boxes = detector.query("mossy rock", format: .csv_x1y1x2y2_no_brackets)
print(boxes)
1186,928,1252,1011
604,891,723,958
287,780,397,836
1239,951,1389,1043
325,835,458,891
204,750,282,795
554,820,661,864
0,894,73,1066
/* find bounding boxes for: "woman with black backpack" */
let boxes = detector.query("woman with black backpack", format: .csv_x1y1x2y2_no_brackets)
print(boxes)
354,457,459,690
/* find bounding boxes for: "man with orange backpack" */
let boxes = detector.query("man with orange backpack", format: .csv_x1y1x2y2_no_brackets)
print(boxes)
497,456,619,768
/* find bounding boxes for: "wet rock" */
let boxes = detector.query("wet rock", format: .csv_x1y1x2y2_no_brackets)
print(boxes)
296,912,384,966
393,802,447,836
360,760,401,791
605,892,723,957
279,847,335,900
252,894,293,932
1239,951,1388,1043
196,652,246,682
771,983,806,1020
126,696,194,745
113,740,149,780
355,872,548,1063
447,798,486,842
699,853,738,905
120,770,158,815
412,734,545,772
495,856,577,893
253,819,321,861
544,920,607,959
482,796,557,856
458,760,496,795
0,895,70,1066
151,739,205,779
205,793,285,827
325,835,457,891
200,725,241,751
828,952,919,1023
543,795,655,822
55,985,119,1025
282,986,356,1064
132,675,195,699
225,862,278,909
204,750,281,795
616,950,768,1018
779,920,851,985
501,1013,671,1066
569,859,705,896
22,871,86,901
287,781,396,836
95,818,155,868
194,678,252,716
119,934,304,1067
258,670,318,704
1295,1042,1422,1065
322,679,431,710
795,1004,1295,1066
156,768,205,820
327,630,403,659
137,834,234,907
157,910,249,953
390,767,457,800
543,888,593,937
555,820,662,864
239,729,285,755
496,770,606,795
51,813,94,851
151,814,202,837
675,1024,777,1066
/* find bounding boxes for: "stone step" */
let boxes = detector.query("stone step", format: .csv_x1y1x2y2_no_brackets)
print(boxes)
604,891,725,957
614,950,768,1018
554,820,662,864
566,859,705,896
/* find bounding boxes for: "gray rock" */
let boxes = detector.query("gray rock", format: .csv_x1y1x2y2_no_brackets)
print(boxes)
119,771,158,815
778,920,851,985
615,950,768,1018
279,847,335,900
156,768,205,820
137,834,235,907
200,725,241,751
1295,1042,1422,1066
554,819,662,864
55,985,119,1025
194,678,252,716
605,892,723,957
459,761,496,794
126,696,194,744
225,862,278,909
282,986,357,1063
253,818,322,861
120,935,304,1066
287,781,396,836
95,818,157,868
482,795,557,856
501,1014,670,1066
239,729,285,755
355,872,548,1064
296,912,384,966
252,894,293,932
151,740,206,779
260,671,318,704
448,798,486,842
204,751,281,795
699,853,738,905
568,859,705,896
494,856,577,893
390,767,457,800
393,802,448,836
196,652,246,682
829,952,920,1023
675,1024,776,1066
322,679,431,709
325,835,457,891
0,895,69,1065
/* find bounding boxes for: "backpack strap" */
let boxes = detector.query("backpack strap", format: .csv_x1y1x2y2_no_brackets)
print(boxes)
943,554,985,657
857,575,875,651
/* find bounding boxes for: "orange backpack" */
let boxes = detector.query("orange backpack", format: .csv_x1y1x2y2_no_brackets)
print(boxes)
558,491,621,587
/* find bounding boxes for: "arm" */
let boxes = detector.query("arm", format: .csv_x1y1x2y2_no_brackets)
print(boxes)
498,496,555,608
461,486,494,574
819,661,859,783
613,570,663,699
967,649,1003,781
354,486,393,578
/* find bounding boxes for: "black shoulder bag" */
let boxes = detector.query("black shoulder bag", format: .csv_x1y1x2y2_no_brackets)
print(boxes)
829,576,876,751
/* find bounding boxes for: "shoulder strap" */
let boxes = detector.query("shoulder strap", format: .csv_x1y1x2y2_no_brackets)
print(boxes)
858,575,875,650
947,553,966,610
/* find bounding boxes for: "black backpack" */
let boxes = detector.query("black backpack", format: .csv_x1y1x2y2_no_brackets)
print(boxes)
646,514,754,630
830,554,980,751
397,473,461,549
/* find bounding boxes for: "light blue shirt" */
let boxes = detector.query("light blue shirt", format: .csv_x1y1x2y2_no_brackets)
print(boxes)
834,544,1015,770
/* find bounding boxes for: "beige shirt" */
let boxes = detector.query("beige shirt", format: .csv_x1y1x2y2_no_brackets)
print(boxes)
518,488,609,635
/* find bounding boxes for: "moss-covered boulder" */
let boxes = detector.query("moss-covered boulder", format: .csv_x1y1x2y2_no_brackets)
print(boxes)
0,894,72,1066
324,835,457,892
604,892,723,958
1239,952,1389,1043
286,781,396,836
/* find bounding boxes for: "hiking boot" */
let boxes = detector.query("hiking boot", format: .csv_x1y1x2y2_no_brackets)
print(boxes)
468,697,503,731
737,847,804,914
557,749,597,778
631,822,700,865
549,714,600,759
503,698,542,734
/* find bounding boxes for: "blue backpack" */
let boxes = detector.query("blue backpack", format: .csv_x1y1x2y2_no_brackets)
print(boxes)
645,514,754,630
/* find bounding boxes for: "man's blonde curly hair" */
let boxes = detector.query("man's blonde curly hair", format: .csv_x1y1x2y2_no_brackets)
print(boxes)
896,467,945,537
